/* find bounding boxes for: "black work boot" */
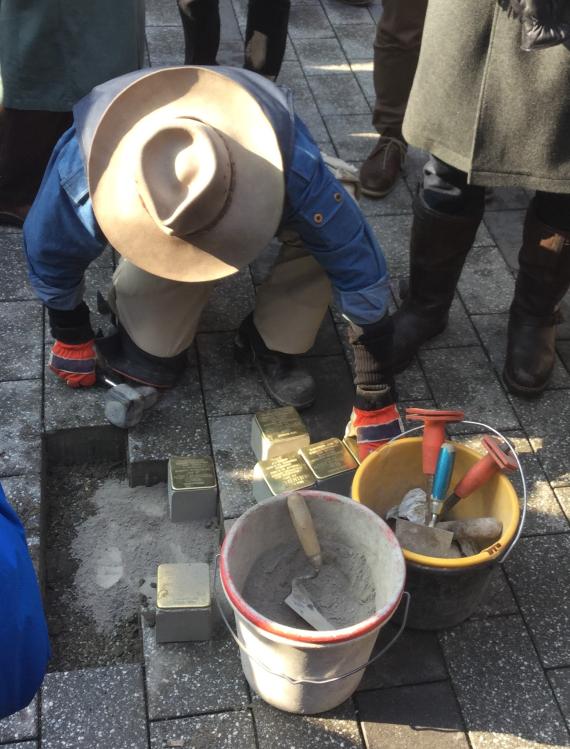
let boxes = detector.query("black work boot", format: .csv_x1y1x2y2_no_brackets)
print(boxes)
391,192,483,372
234,314,316,409
503,203,570,397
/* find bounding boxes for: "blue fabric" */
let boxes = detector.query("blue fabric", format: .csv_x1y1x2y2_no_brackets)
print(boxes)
0,483,50,719
24,115,391,325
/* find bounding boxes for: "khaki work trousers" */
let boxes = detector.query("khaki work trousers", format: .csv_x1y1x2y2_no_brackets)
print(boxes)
372,0,428,138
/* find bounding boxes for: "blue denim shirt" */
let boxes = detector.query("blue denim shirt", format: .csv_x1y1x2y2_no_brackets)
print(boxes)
24,117,390,326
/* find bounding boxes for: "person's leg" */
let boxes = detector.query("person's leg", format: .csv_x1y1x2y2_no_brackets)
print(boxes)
391,155,485,371
504,192,570,396
177,0,221,65
244,0,290,79
0,109,73,226
235,233,331,408
360,0,428,198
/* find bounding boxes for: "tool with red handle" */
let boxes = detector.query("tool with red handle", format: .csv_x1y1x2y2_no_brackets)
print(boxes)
440,436,517,519
405,408,465,520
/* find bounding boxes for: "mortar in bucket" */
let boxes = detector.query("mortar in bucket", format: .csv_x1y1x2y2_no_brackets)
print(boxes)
219,490,406,714
351,423,525,630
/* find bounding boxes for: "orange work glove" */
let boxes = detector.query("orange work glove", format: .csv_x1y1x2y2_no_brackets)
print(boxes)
49,340,97,388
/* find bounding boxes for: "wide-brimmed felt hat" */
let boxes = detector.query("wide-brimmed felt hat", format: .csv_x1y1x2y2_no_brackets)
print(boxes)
88,67,284,282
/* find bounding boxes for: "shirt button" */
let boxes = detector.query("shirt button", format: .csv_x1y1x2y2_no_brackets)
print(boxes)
313,212,324,224
334,192,342,202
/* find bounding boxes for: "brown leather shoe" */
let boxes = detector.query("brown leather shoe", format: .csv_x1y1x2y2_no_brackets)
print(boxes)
360,136,407,198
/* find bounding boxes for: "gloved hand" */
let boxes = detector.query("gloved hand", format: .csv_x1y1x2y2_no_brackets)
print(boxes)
499,0,570,50
345,386,403,461
49,340,97,388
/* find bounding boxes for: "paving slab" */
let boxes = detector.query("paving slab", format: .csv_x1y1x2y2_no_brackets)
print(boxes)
128,351,209,486
0,230,35,301
300,355,355,441
357,681,469,749
548,668,570,730
305,312,344,357
3,742,37,748
439,615,570,748
146,24,185,66
325,114,378,161
484,188,530,213
1,474,42,538
149,711,256,749
288,3,334,39
294,36,351,74
209,413,256,518
350,62,375,109
323,0,375,26
217,39,244,67
334,23,376,62
457,245,516,315
504,534,570,669
468,564,519,618
0,697,38,744
197,268,255,333
219,0,242,41
554,486,570,524
510,390,570,487
556,339,570,371
366,214,412,278
143,618,249,719
253,696,364,748
0,302,43,381
419,347,520,433
307,73,370,116
41,665,148,749
472,313,570,392
483,210,526,270
0,380,42,477
145,0,181,26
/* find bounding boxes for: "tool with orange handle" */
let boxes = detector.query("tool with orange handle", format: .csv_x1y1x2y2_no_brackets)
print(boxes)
405,408,465,520
439,436,517,519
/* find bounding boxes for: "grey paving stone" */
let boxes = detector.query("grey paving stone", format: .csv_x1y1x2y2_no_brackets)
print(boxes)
219,0,242,41
149,711,256,749
0,697,37,743
197,268,255,333
253,696,364,749
41,665,148,749
419,347,519,433
288,3,334,39
468,564,518,618
145,0,181,25
217,39,244,66
457,245,516,315
511,390,570,487
0,302,43,381
357,681,469,749
128,351,209,485
306,312,344,356
146,24,185,65
143,618,249,719
422,297,480,350
0,231,35,301
350,63,375,109
301,355,355,441
325,114,378,161
335,23,376,62
358,622,447,691
557,339,570,369
0,380,42,477
358,178,413,218
366,214,412,277
555,486,570,524
209,413,256,518
484,188,530,213
548,668,570,728
1,474,42,538
472,313,570,392
405,146,429,189
307,73,370,115
483,210,525,270
294,37,350,74
504,534,570,669
3,743,37,748
197,332,274,416
324,0,375,26
556,296,570,340
440,615,570,748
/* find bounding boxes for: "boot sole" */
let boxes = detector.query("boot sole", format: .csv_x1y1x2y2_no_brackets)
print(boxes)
361,183,399,199
233,340,315,410
502,366,548,399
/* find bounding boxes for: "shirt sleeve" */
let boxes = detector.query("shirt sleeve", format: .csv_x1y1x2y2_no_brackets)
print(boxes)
282,116,391,326
23,127,107,311
0,483,49,719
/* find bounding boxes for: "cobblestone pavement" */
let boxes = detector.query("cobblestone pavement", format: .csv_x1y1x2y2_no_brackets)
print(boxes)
1,0,570,747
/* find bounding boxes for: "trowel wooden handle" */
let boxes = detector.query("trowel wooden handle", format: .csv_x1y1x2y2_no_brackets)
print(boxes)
287,493,322,570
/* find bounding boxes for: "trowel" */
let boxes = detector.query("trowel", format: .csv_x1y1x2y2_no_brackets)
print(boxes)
285,493,333,631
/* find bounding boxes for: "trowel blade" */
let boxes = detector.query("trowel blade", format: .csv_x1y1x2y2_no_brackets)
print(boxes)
395,518,454,557
285,580,334,631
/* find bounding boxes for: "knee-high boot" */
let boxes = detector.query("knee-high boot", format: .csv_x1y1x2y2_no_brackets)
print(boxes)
391,191,483,372
503,202,570,397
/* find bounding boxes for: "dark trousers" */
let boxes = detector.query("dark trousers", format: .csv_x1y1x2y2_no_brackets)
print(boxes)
423,155,570,232
177,0,290,78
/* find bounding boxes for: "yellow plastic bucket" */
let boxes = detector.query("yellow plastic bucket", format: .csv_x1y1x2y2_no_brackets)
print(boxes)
351,436,522,629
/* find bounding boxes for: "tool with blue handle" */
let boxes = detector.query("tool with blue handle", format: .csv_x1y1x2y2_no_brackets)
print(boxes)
428,442,456,527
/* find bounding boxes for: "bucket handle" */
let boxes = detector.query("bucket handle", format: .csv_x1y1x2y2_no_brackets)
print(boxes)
214,554,411,686
388,419,527,564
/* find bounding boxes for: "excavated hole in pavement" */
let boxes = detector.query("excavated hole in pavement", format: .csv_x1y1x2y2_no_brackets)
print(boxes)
45,463,219,671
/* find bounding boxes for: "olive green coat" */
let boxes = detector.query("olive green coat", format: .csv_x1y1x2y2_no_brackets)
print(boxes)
0,0,145,111
403,0,570,193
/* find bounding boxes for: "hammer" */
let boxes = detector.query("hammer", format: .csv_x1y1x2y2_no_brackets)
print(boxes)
99,372,159,429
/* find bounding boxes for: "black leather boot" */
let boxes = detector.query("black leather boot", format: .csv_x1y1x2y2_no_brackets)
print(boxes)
391,192,483,373
503,204,570,397
234,313,316,409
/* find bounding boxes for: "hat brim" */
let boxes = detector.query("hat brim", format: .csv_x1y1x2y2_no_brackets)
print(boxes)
88,67,285,282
